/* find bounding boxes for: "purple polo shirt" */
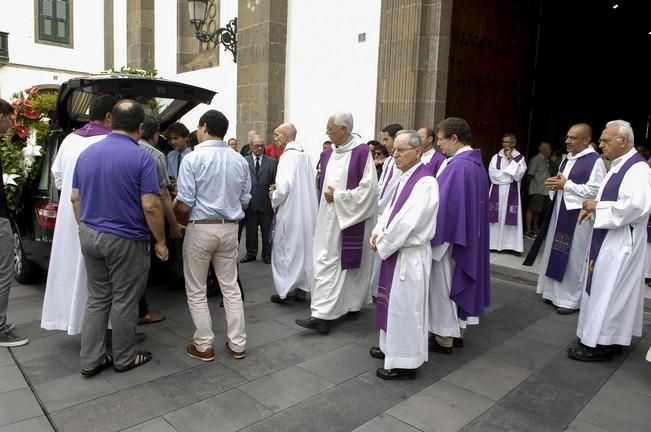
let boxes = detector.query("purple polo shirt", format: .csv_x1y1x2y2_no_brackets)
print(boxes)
73,133,160,241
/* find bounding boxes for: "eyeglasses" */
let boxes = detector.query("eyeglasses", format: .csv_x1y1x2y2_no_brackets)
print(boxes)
393,146,418,154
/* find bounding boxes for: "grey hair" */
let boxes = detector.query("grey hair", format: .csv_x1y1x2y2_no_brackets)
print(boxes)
606,119,634,145
279,123,297,141
331,112,354,134
396,129,423,148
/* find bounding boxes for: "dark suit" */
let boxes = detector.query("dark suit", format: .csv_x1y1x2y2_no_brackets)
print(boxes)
244,154,277,261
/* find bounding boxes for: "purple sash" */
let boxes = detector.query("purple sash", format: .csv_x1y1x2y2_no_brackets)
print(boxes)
318,143,370,269
74,122,111,138
647,216,651,244
545,152,600,281
376,164,432,331
488,154,523,225
379,158,395,199
585,152,645,294
425,150,447,177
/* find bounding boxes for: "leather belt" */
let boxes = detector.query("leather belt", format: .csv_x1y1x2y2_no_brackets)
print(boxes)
190,218,238,224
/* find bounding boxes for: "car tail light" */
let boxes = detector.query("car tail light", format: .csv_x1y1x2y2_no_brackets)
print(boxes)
35,201,58,229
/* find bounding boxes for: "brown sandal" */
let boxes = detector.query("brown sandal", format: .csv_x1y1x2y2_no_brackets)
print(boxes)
81,354,113,377
113,351,153,373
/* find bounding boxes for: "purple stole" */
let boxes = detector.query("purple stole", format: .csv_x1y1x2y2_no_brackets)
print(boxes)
647,216,651,244
318,143,370,269
74,123,111,138
379,158,396,200
545,152,600,281
488,154,523,226
376,164,432,331
424,150,447,176
585,152,646,294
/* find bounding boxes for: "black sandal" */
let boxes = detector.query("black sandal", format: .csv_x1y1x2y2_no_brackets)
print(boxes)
113,351,153,373
80,354,113,377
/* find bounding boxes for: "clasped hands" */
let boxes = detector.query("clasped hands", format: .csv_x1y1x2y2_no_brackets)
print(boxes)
578,199,598,224
544,173,567,191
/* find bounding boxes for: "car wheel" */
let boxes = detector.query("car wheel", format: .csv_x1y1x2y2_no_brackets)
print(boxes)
12,227,34,284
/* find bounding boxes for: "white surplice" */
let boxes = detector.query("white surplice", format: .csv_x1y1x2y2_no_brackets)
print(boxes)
577,148,651,347
311,137,378,320
536,147,606,309
41,132,107,334
369,156,401,296
374,164,438,370
488,149,527,252
270,141,318,298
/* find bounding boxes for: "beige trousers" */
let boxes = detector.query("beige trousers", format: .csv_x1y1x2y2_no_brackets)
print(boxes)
183,223,246,352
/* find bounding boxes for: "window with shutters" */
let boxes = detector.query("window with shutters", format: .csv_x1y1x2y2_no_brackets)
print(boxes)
36,0,72,46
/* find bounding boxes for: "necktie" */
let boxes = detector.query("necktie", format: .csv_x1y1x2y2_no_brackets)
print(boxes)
255,157,260,176
177,153,183,175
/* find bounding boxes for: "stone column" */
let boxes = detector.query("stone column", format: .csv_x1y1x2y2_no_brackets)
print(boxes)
236,0,287,144
104,0,114,70
375,0,453,133
126,0,155,71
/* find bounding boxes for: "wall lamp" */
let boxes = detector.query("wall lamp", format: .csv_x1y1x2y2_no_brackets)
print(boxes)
188,0,237,62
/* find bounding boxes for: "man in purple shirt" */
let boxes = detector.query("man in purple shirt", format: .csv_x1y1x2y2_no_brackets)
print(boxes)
71,100,168,376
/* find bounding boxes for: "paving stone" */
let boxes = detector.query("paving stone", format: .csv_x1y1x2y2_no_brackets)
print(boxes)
239,378,404,432
516,316,578,347
480,304,545,336
484,279,530,312
0,416,54,432
577,383,651,431
10,332,81,363
0,388,43,427
51,382,176,432
0,349,12,367
534,353,616,398
351,414,421,432
103,348,192,390
0,364,27,393
245,320,300,349
443,355,531,400
298,343,382,384
388,380,494,432
239,365,334,412
462,402,568,432
122,417,178,432
565,419,613,432
11,321,58,341
20,349,81,386
163,389,273,432
34,373,116,412
486,335,559,370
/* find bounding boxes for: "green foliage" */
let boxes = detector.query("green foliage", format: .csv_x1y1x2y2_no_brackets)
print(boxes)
100,66,159,77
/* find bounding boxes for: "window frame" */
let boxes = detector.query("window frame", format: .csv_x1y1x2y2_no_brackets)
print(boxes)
35,0,73,47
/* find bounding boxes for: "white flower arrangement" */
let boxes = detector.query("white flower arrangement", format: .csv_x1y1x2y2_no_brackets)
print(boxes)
21,129,42,176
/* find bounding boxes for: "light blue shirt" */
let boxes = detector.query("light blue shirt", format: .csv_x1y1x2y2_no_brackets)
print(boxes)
167,147,192,179
176,140,251,221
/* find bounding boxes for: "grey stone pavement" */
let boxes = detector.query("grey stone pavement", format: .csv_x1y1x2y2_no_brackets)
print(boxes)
1,248,651,432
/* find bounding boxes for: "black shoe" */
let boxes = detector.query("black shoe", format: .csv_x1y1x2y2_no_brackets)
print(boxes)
270,294,290,304
376,368,416,380
295,317,330,335
428,335,453,354
293,289,307,303
345,311,361,321
544,299,554,305
556,307,579,315
240,256,256,263
453,337,464,348
263,257,271,264
567,344,613,362
369,346,385,360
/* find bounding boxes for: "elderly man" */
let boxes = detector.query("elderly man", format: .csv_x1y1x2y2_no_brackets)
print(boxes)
72,100,168,375
240,129,257,157
269,123,318,303
0,98,29,347
529,124,605,314
241,135,277,264
41,95,117,336
296,112,378,334
174,110,251,362
368,130,438,380
417,127,447,176
567,120,651,362
428,117,490,354
488,133,527,254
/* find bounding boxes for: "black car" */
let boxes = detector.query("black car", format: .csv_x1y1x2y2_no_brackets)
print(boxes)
11,75,216,282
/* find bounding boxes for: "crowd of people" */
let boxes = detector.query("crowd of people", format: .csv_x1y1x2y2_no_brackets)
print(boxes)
1,94,651,377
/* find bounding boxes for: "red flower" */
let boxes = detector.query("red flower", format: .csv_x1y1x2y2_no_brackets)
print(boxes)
22,106,40,120
14,125,30,139
11,98,24,109
25,87,39,96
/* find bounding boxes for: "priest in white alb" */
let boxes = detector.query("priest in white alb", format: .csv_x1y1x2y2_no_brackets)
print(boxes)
368,130,438,380
269,123,318,303
41,95,117,335
488,133,527,253
568,120,651,362
295,112,378,334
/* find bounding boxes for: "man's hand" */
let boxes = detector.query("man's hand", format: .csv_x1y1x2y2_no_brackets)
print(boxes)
155,241,169,261
504,147,512,161
169,223,185,239
268,184,276,200
579,199,598,224
544,173,567,191
369,234,378,251
324,186,335,203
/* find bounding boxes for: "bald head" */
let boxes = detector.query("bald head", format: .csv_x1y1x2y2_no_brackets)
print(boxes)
273,122,296,148
565,123,593,156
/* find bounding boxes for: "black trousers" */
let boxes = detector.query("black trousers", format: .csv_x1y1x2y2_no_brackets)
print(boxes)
244,209,273,260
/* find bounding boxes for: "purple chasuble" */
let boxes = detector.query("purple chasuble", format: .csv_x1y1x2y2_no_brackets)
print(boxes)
488,154,523,226
376,164,432,331
585,152,646,294
379,158,396,199
431,149,491,320
73,122,112,138
545,152,600,281
318,143,370,269
425,151,447,177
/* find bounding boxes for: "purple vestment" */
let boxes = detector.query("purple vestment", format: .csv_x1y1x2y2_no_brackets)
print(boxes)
425,151,447,177
74,123,111,138
318,143,370,269
488,154,523,226
376,164,432,331
585,152,646,294
432,149,490,320
545,152,600,281
379,158,396,200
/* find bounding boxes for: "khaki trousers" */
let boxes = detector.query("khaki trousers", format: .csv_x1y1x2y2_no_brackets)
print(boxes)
183,223,246,352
